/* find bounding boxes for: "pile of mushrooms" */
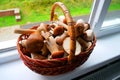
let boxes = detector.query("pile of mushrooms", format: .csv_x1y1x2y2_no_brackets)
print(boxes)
14,15,94,61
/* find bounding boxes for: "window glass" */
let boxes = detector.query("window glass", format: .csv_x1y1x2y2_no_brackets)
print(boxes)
102,0,120,28
0,0,93,42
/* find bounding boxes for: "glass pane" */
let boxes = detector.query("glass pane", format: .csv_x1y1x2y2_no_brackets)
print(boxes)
102,0,120,28
0,0,93,42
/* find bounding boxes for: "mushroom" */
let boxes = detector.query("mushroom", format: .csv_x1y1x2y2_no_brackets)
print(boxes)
48,22,65,36
75,20,94,41
55,31,68,45
24,23,51,53
15,23,51,53
76,19,90,31
41,31,64,58
23,30,44,53
14,23,50,34
14,28,35,34
63,37,82,56
31,53,47,60
77,37,92,51
74,23,84,38
53,25,64,36
83,29,94,41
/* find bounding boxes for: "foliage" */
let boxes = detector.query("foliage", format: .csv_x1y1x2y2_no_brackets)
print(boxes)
0,0,120,27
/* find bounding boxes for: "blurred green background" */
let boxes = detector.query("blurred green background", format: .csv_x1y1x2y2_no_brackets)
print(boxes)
0,0,120,27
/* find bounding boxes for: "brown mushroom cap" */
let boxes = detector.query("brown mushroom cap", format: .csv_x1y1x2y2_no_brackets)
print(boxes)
51,50,64,58
25,31,44,53
53,25,64,36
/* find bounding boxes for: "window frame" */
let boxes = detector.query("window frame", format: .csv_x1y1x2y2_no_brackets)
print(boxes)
89,0,120,38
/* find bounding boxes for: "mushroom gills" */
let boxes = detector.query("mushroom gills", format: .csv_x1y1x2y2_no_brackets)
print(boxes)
63,37,82,55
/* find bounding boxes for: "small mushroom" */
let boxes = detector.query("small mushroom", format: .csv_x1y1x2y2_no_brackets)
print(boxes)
63,37,82,56
55,31,68,45
53,25,64,36
77,37,92,51
41,31,64,58
83,29,94,41
49,22,65,36
76,19,90,31
75,20,93,41
74,23,84,38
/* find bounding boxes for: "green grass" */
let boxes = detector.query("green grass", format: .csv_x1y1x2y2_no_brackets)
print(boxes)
0,0,120,27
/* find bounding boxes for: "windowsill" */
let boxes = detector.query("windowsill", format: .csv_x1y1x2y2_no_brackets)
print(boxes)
0,32,120,80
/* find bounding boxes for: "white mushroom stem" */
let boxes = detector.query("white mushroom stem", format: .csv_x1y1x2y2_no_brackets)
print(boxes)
83,29,94,41
55,31,68,45
63,37,82,56
14,23,49,35
77,37,92,51
14,29,35,34
41,31,64,58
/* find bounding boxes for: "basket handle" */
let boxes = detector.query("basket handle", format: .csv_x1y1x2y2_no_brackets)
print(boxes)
50,2,76,63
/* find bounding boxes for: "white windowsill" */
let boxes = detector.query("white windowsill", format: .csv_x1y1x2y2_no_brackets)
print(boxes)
0,31,120,80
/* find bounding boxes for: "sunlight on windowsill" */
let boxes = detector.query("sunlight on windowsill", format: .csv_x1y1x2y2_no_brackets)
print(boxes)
102,18,120,27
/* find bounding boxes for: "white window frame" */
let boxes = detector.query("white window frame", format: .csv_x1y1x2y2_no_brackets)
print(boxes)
89,0,120,38
1,0,120,63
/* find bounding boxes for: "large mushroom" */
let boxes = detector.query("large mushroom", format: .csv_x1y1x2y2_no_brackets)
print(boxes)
14,23,50,53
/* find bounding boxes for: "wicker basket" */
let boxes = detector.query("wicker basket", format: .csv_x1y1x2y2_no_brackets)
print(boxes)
16,2,96,75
